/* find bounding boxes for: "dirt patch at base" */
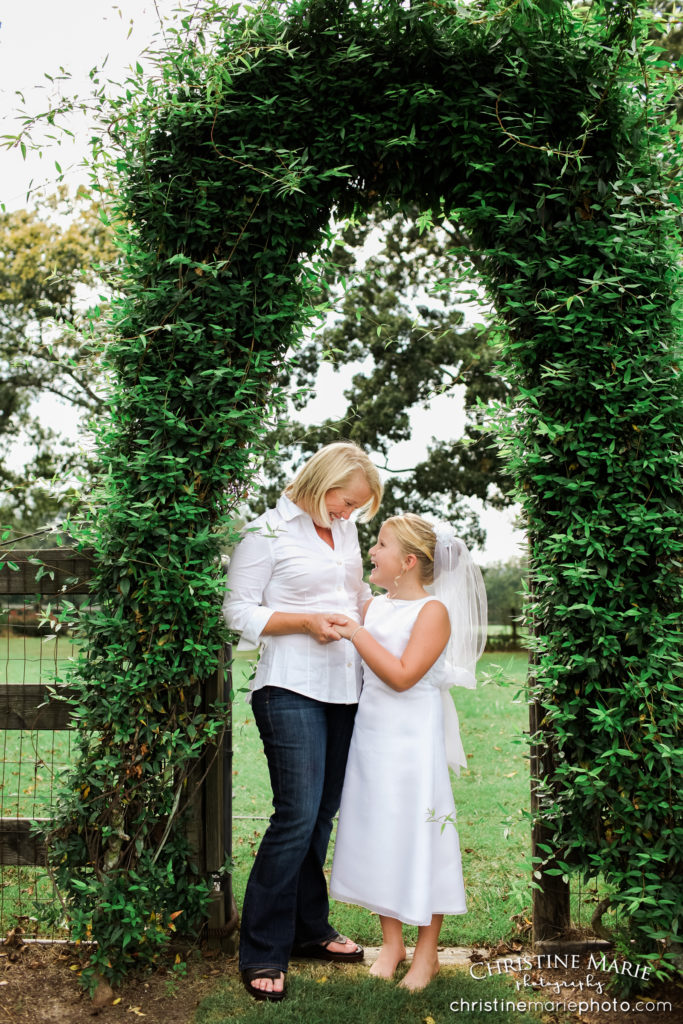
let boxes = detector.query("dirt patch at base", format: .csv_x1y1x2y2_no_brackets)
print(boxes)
0,939,235,1024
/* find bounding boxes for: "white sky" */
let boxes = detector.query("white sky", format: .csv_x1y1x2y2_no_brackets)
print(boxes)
0,2,167,209
0,1,525,563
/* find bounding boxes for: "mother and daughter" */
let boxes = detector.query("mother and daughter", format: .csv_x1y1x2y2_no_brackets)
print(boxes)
223,442,486,1001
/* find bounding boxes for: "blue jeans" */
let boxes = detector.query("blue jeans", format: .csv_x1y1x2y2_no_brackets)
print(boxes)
238,686,357,972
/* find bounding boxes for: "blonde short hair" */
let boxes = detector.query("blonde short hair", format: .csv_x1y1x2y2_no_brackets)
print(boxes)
284,443,383,526
383,513,436,585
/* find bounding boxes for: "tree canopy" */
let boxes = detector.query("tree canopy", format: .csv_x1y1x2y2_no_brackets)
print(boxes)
255,208,513,549
0,188,114,535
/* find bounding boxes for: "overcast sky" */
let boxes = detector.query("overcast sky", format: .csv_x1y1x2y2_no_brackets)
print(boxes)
0,1,525,563
0,2,174,208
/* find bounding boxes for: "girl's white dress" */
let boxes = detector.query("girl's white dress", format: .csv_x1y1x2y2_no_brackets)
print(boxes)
329,595,467,926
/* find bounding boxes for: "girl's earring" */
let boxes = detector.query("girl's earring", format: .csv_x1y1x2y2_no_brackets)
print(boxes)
391,567,405,593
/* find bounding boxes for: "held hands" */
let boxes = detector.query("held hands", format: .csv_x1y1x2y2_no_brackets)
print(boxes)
303,612,349,644
327,615,360,641
302,613,359,644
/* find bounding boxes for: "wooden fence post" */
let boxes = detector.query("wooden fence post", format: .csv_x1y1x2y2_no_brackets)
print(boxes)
529,662,571,943
198,645,239,950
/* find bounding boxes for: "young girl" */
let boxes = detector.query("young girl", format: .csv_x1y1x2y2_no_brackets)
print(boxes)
329,514,486,990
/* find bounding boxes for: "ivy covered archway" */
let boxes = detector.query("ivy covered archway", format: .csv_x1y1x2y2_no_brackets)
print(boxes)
49,0,682,989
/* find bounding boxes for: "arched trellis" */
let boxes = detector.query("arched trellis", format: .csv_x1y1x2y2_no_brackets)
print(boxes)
45,0,682,989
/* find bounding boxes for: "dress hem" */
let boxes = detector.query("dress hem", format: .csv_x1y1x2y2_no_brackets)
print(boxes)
330,891,467,928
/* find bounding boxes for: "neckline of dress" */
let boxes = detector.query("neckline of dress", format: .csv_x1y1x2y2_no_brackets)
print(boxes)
383,594,432,604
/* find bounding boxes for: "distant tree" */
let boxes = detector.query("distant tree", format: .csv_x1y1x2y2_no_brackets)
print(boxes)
0,187,116,536
481,558,528,627
251,207,515,550
647,1,683,118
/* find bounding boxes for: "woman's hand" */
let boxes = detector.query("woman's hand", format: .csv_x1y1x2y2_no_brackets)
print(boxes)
303,613,348,644
327,616,360,640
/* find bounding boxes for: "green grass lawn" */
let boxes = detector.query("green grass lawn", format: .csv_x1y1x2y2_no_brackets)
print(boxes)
0,630,78,929
196,962,546,1024
0,632,75,820
0,630,78,686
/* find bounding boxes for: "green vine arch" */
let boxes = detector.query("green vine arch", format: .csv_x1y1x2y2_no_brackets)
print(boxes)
44,0,682,990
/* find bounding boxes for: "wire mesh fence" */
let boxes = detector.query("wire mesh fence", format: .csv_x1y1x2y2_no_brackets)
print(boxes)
0,547,237,946
0,549,92,940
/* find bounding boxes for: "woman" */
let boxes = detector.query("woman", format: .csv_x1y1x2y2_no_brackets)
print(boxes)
223,442,383,1001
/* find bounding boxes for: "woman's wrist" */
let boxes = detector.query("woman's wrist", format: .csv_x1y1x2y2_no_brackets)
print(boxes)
349,625,365,643
300,613,314,636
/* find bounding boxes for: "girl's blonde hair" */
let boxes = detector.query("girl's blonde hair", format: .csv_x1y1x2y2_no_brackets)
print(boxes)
284,442,383,526
383,513,436,585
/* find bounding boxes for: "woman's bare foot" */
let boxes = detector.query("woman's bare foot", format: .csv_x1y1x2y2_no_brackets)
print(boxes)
325,937,361,956
369,944,407,979
248,970,285,995
398,956,439,991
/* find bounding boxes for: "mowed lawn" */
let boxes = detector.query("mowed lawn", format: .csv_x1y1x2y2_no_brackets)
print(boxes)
1,632,76,818
1,633,544,948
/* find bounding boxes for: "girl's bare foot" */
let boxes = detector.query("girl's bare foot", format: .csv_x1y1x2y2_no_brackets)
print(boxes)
398,956,439,991
369,944,407,979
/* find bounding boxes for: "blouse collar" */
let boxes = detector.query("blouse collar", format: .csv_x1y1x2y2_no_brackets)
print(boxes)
276,493,308,522
276,493,349,532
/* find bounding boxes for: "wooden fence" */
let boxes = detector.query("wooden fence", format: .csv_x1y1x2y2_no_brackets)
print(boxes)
0,548,237,945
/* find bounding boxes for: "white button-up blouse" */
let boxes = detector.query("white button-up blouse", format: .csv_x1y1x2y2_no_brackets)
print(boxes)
222,494,371,704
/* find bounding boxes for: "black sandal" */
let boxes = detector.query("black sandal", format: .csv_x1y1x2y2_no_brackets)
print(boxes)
241,967,286,1002
292,931,364,963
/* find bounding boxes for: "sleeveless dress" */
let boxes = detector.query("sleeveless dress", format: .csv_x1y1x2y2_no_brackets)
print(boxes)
329,595,467,926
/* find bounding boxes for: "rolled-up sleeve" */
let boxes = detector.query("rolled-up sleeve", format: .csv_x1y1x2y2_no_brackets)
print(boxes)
222,528,275,647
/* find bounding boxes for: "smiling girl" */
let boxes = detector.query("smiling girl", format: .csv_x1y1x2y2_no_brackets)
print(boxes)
329,513,486,990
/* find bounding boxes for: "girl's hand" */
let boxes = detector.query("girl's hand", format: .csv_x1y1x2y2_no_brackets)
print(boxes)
328,615,360,640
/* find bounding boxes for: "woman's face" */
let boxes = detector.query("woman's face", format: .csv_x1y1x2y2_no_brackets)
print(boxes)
322,470,373,525
368,523,404,590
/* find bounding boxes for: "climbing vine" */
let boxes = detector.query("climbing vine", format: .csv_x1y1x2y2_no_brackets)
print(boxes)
38,0,682,989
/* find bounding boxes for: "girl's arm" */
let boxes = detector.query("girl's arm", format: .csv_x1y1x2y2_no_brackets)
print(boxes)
334,601,450,692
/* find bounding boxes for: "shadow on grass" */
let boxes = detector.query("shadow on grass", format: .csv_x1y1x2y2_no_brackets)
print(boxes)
195,963,546,1024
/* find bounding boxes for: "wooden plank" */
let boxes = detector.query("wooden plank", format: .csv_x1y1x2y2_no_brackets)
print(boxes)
189,646,238,947
0,818,47,866
0,548,94,596
535,939,613,954
204,653,229,876
0,684,75,731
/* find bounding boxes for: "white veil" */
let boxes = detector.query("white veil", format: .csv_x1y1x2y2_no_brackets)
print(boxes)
427,524,487,774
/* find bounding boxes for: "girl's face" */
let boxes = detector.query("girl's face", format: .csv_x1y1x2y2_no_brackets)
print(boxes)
323,470,372,524
368,523,405,590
